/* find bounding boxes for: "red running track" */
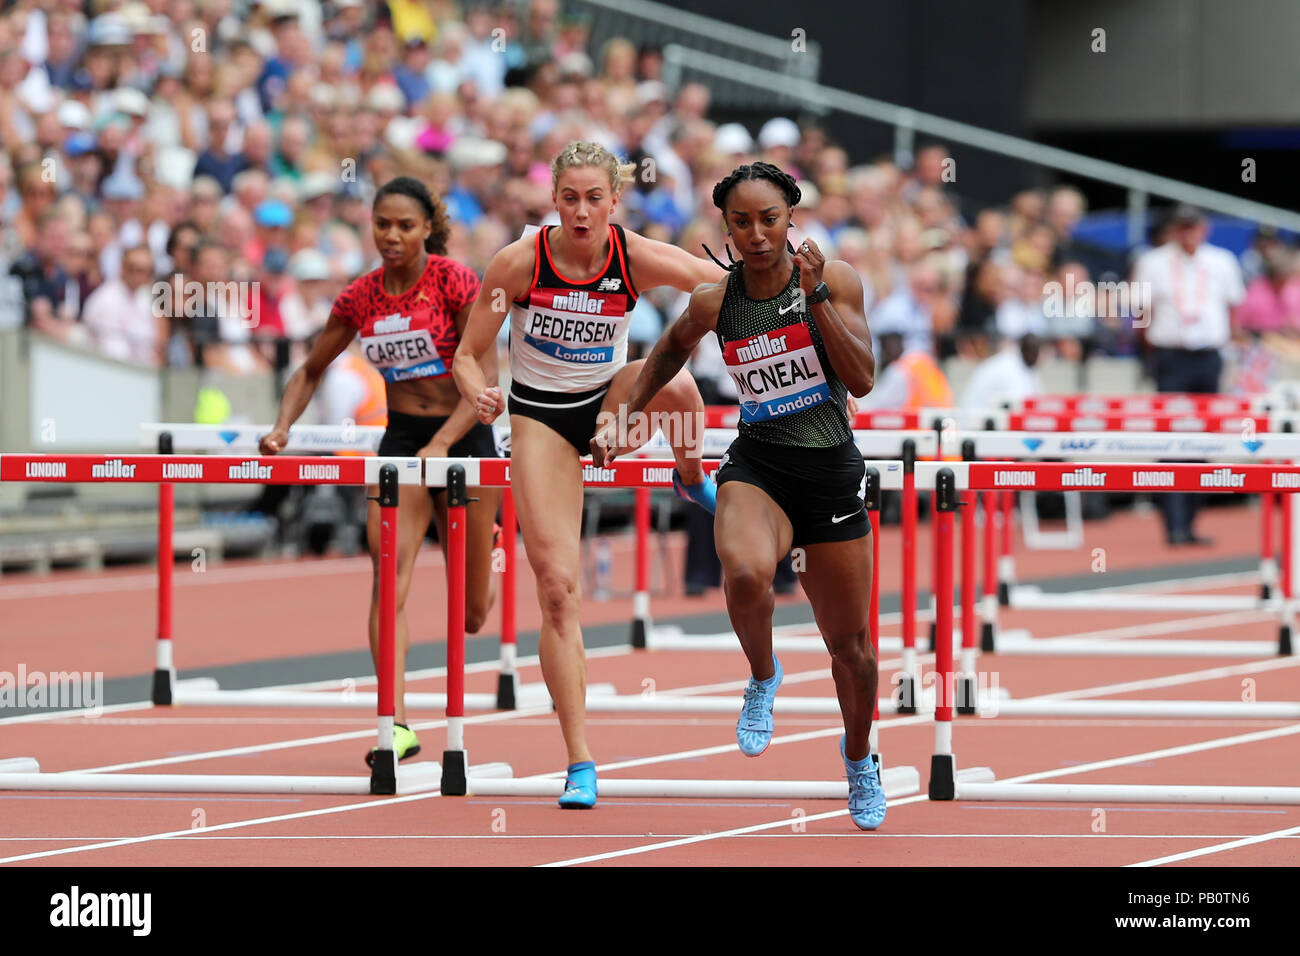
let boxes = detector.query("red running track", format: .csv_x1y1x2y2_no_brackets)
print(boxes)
1,505,1298,867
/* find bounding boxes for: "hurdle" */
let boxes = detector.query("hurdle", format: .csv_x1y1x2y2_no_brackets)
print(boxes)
137,423,570,712
946,424,1300,653
0,453,514,795
918,460,1299,726
421,458,924,803
921,459,1300,805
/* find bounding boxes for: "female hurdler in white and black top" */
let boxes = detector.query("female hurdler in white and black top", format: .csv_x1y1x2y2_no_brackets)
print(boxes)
454,142,724,810
592,162,887,829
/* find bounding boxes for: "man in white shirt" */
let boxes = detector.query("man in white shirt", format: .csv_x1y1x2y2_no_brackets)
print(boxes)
869,260,941,356
1132,205,1246,544
960,333,1044,411
81,245,164,366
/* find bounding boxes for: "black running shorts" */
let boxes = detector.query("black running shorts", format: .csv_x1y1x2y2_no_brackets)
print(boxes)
377,410,498,498
507,380,611,457
716,434,869,547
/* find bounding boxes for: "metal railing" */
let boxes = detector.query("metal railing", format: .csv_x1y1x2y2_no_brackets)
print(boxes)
663,45,1300,243
571,0,820,111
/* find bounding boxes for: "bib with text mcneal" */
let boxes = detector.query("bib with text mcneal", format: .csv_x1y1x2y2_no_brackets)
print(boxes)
716,263,850,448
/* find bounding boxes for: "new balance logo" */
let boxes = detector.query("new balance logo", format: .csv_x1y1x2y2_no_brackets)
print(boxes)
597,278,622,291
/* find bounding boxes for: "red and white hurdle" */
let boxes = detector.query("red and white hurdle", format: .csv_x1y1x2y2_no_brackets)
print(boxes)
135,423,596,712
419,457,925,802
917,459,1300,805
0,452,512,794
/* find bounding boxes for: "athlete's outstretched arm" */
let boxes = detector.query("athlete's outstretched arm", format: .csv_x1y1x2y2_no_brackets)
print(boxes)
623,230,726,293
592,283,723,463
796,244,875,396
453,242,528,423
259,311,356,454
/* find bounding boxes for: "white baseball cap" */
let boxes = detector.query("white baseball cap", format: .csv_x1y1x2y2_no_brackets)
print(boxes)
713,123,754,156
758,117,800,151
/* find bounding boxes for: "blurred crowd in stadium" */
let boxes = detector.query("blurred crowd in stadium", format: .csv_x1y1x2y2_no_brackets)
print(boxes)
2,0,1299,409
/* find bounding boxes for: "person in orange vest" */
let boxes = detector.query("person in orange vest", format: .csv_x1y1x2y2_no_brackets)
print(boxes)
320,342,389,435
858,331,952,409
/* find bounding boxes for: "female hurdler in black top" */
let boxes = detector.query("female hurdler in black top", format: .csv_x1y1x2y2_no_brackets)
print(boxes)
590,162,887,829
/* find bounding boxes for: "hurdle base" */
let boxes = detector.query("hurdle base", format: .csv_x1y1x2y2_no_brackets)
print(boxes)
925,621,935,653
495,672,518,710
997,581,1010,607
630,616,649,649
151,667,175,706
929,753,956,801
980,620,996,653
1261,583,1272,601
441,749,468,796
369,750,396,795
1280,624,1293,656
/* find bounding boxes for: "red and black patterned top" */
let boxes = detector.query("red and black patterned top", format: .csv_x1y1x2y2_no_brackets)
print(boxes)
334,255,481,383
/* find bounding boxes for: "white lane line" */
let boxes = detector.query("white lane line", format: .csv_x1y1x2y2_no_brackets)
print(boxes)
47,656,859,775
0,531,658,601
64,704,555,774
535,722,1300,866
9,831,1293,843
989,723,1300,786
4,690,1295,866
1039,655,1300,701
1127,823,1300,867
1022,610,1271,644
0,789,445,865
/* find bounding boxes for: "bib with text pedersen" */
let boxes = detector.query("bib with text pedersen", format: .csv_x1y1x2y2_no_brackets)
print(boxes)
522,288,628,365
723,322,831,423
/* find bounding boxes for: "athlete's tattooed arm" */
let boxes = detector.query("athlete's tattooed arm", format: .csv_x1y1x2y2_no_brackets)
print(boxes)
624,282,724,416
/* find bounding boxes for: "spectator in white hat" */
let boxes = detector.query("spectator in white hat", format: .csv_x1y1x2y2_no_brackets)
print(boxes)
713,122,754,160
757,117,802,176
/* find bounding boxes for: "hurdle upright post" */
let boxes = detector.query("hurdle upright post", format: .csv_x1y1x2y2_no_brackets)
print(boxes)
929,467,958,800
441,464,470,795
1281,422,1295,655
864,467,882,764
496,488,518,709
369,463,399,795
897,439,918,714
927,416,944,653
1261,486,1276,601
957,439,978,715
630,486,652,648
152,431,175,706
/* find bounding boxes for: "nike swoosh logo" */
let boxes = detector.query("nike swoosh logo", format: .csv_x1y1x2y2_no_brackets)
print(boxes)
831,509,863,524
778,302,800,315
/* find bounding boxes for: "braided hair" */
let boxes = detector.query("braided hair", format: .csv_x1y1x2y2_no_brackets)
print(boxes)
704,162,802,270
373,176,451,256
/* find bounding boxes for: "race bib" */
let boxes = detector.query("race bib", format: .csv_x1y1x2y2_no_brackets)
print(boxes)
360,312,446,382
522,289,625,365
724,322,831,422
